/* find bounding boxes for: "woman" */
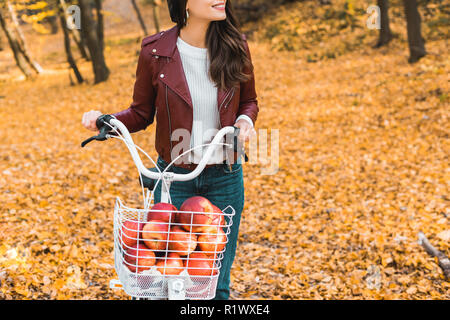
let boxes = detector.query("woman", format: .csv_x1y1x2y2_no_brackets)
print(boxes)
82,0,259,300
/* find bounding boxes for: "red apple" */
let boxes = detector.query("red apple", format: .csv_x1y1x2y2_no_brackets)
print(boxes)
124,243,156,273
121,220,144,249
184,252,218,276
177,196,215,233
147,202,178,223
201,205,227,234
204,252,219,262
197,228,227,254
156,252,184,275
168,226,198,256
142,220,170,251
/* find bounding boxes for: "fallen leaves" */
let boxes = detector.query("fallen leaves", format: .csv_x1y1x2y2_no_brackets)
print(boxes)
0,1,449,300
436,230,450,242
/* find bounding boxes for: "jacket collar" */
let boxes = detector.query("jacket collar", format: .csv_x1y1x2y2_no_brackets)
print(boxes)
150,24,233,112
150,24,179,58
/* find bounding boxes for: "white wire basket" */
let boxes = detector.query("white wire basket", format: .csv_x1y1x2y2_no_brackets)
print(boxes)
113,197,235,299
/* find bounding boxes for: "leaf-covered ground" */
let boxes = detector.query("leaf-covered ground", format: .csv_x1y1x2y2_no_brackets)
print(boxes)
0,2,449,299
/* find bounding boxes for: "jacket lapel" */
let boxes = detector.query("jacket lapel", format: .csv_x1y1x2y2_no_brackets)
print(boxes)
159,48,193,110
149,25,233,112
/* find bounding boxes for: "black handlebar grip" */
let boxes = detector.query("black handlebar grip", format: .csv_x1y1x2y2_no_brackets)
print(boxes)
81,114,115,148
96,114,115,130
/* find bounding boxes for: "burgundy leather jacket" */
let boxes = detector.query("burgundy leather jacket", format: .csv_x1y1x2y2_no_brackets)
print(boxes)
112,25,259,170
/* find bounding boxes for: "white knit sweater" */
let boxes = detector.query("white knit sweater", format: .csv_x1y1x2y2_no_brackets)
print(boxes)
176,36,253,164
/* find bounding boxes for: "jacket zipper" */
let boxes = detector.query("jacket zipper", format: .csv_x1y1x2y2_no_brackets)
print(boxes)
164,57,174,162
165,83,173,161
222,87,235,111
217,87,235,170
218,87,235,127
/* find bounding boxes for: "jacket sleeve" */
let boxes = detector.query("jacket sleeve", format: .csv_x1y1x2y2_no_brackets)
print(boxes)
237,36,259,126
111,41,156,133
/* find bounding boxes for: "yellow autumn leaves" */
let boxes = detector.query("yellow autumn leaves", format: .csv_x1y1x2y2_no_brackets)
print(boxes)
0,1,449,300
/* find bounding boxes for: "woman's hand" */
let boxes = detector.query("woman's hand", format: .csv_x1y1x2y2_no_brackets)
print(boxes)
234,119,256,143
82,110,103,132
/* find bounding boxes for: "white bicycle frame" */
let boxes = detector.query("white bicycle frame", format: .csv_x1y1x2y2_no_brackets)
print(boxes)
102,118,240,299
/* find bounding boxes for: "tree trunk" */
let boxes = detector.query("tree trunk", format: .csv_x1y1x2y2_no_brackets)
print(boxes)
58,1,84,84
6,1,43,73
47,15,59,34
374,0,392,48
0,27,4,51
131,0,148,35
59,0,91,61
94,0,104,53
76,28,91,61
403,0,426,63
0,6,33,78
152,1,160,33
78,0,109,84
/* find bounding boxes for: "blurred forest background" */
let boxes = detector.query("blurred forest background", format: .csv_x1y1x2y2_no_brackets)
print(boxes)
0,0,449,299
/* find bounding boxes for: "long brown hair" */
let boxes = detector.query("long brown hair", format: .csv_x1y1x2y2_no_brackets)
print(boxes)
167,0,253,91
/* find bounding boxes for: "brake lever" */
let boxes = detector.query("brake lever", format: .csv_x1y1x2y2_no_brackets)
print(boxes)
81,136,97,148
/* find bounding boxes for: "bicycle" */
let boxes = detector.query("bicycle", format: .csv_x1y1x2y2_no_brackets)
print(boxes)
81,115,246,300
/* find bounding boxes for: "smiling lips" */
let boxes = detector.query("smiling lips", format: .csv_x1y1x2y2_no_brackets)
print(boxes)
212,2,225,10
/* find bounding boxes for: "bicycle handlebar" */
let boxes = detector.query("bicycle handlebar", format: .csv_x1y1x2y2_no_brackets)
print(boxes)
81,115,247,182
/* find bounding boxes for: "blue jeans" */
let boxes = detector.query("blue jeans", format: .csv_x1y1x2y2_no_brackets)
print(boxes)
151,156,245,300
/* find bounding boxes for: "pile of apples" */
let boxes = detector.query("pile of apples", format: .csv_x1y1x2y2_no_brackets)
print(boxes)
120,196,228,276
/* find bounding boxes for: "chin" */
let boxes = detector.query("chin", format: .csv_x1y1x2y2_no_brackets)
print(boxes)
208,11,227,21
212,15,227,22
